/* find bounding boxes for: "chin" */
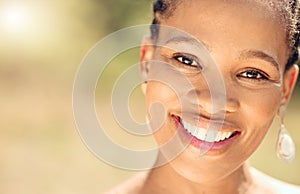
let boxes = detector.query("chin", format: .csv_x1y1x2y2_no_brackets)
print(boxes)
169,150,246,184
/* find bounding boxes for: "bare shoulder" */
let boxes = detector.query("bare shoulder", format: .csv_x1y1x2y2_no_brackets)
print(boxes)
250,167,300,194
103,171,149,194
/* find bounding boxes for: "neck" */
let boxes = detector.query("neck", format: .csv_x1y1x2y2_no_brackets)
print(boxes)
142,160,253,194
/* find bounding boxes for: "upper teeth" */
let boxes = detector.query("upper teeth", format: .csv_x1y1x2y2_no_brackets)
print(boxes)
181,119,234,142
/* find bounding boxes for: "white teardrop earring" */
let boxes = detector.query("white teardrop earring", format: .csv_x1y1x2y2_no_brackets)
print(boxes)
276,107,295,162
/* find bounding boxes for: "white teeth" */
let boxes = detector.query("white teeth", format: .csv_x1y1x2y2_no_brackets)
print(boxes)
215,132,222,142
220,132,227,141
197,128,206,141
181,119,234,142
191,125,197,136
225,132,232,139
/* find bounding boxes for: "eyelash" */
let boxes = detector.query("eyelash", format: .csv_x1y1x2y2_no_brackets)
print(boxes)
238,69,269,81
172,53,202,69
171,53,270,82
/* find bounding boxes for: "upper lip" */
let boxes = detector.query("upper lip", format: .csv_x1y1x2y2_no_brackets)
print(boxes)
172,112,240,132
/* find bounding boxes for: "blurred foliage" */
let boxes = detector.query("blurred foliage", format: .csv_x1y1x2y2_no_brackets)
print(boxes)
94,0,153,32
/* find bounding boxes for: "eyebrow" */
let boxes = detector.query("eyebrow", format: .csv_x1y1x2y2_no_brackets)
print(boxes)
164,37,280,70
165,36,211,51
238,50,279,70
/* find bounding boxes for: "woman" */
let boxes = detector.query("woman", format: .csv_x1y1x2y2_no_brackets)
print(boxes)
107,0,300,193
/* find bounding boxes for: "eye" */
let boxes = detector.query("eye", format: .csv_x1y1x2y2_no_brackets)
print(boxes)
239,69,268,80
173,54,200,68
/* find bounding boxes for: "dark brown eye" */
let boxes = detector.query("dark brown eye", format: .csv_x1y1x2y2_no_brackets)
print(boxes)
173,54,199,68
240,70,268,80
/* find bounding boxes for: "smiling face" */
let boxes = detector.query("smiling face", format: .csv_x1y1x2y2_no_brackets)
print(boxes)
141,0,298,183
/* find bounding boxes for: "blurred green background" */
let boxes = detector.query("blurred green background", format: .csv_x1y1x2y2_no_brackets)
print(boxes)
0,0,299,193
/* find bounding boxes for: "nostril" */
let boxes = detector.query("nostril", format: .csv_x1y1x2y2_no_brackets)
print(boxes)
225,98,240,113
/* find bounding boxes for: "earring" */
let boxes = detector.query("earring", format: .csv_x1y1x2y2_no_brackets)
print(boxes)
276,107,295,162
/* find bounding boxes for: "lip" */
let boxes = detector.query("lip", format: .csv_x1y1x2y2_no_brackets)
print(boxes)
172,115,241,153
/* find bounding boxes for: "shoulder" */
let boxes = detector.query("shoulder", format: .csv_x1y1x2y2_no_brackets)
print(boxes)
250,167,300,194
103,171,149,194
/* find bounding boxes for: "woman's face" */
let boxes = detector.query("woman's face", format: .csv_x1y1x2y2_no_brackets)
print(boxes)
142,0,297,183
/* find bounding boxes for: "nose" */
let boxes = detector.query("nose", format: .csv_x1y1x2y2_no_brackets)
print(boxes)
185,87,240,115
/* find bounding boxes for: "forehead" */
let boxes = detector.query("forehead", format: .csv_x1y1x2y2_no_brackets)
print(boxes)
159,0,289,68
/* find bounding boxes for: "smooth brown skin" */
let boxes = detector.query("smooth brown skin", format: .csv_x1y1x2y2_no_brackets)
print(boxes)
106,1,299,194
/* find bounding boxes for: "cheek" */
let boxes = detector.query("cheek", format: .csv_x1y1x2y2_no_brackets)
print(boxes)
145,75,193,113
219,87,283,165
145,82,179,145
240,87,281,141
145,82,179,114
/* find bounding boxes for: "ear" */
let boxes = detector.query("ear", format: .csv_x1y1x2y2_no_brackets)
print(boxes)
280,64,299,107
140,36,155,94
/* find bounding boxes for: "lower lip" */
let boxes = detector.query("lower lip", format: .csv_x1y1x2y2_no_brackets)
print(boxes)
173,115,240,152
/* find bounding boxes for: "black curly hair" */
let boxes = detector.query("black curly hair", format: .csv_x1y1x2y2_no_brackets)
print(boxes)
150,0,300,71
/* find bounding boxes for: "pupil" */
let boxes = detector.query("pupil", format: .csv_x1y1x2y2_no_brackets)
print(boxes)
183,57,191,64
247,71,258,78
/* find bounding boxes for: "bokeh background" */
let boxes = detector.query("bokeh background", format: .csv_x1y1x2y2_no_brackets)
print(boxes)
0,0,299,193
